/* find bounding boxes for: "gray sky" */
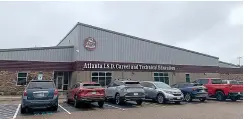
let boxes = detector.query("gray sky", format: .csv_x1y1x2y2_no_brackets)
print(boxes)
0,1,242,65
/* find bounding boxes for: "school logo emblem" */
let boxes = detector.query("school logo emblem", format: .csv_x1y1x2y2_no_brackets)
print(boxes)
84,37,96,51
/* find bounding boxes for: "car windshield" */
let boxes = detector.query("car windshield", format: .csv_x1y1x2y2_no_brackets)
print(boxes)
27,81,55,89
154,82,171,89
211,79,222,84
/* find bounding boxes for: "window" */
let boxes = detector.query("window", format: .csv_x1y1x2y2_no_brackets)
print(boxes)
27,81,55,89
17,72,28,86
198,79,209,84
211,79,222,84
91,72,112,87
185,74,190,83
154,82,171,89
153,72,170,85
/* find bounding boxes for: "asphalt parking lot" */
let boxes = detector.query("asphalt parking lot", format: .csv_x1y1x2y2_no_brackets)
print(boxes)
0,99,242,119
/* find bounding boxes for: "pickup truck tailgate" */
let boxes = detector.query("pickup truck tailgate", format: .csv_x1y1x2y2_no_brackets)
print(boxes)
230,85,243,93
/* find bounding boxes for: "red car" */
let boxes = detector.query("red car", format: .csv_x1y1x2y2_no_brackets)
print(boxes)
193,78,243,101
66,82,105,108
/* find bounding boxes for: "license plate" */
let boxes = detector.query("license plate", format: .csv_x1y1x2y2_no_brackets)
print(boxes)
238,92,241,94
198,94,207,97
134,93,138,96
37,93,44,97
177,97,181,99
92,92,96,94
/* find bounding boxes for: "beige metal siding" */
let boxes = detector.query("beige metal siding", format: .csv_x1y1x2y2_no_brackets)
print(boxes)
0,47,73,62
78,25,218,66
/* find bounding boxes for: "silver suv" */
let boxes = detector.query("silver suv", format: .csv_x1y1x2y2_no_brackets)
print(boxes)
105,79,145,105
140,81,183,104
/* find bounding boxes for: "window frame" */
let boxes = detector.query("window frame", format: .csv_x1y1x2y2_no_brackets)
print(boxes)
198,79,209,85
91,71,113,87
16,72,28,86
185,73,190,83
153,72,170,85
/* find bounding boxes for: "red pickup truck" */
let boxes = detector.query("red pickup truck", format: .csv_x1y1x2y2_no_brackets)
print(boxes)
193,78,243,101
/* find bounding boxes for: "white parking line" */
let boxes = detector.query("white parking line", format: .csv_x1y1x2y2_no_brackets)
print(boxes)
58,104,71,114
13,104,21,119
104,104,127,111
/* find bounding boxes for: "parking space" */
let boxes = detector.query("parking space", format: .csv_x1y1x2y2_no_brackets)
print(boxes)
0,98,241,119
0,104,19,119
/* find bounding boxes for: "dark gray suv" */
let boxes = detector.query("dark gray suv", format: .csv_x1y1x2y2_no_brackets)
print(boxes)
21,80,59,113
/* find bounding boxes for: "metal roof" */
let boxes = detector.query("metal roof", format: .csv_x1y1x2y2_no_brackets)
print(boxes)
219,61,240,67
0,46,74,52
57,22,219,59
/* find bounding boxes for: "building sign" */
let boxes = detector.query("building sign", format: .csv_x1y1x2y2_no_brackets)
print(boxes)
37,72,43,80
84,37,96,51
82,62,176,71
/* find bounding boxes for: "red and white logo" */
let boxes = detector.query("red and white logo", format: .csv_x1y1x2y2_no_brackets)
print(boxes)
84,37,96,51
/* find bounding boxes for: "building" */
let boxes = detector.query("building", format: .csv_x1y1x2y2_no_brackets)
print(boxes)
0,22,242,95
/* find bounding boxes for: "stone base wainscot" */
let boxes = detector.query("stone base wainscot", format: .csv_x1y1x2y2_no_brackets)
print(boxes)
0,71,53,95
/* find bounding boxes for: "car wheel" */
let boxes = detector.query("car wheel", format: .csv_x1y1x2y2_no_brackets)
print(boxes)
156,93,165,104
52,106,58,111
230,96,237,101
115,93,124,105
20,106,26,114
98,101,104,108
199,97,206,102
66,97,71,104
74,96,80,108
174,101,181,104
184,93,192,102
216,91,226,101
136,100,143,105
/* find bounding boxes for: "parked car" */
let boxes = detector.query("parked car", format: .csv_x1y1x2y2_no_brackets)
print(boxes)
193,78,243,101
105,79,145,105
140,81,183,104
21,80,59,114
66,82,105,108
171,82,208,102
237,81,243,85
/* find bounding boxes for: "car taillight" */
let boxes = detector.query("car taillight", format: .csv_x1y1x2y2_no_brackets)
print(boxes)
78,89,84,94
23,90,27,96
54,89,58,96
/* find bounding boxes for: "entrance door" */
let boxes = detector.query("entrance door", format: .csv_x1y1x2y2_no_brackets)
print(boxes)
56,76,63,90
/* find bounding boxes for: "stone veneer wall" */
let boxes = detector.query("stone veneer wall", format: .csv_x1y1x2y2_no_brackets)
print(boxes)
220,73,243,80
0,71,53,95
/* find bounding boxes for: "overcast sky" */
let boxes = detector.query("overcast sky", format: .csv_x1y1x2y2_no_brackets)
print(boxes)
0,1,242,65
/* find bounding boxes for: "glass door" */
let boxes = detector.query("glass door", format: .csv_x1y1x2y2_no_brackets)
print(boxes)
56,76,63,90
